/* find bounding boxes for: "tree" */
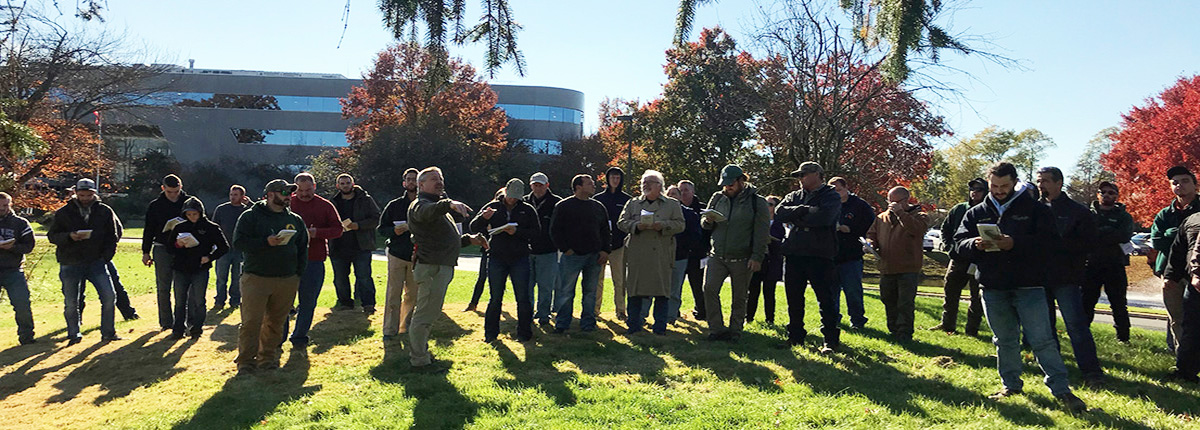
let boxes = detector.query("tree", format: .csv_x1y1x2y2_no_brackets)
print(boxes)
839,0,970,82
1067,127,1117,202
337,42,509,205
375,0,525,77
912,125,1055,210
1102,75,1200,225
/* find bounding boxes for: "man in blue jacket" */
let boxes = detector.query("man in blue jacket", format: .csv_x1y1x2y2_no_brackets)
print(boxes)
774,162,842,353
953,162,1086,413
0,192,36,345
830,177,874,330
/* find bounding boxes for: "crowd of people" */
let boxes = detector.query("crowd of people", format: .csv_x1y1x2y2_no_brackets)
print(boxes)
2,159,1199,415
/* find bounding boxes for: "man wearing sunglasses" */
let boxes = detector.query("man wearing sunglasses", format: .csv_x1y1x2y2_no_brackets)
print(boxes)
1081,181,1133,342
930,178,987,336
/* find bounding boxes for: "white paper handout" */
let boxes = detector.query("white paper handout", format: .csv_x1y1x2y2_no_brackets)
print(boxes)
0,238,15,246
1119,242,1134,255
162,217,186,233
76,229,93,239
393,221,407,226
639,209,655,226
701,209,726,223
275,229,297,245
976,223,1003,252
341,218,353,231
488,222,518,236
176,232,200,248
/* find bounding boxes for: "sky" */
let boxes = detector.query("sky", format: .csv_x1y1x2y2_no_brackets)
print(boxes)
67,0,1200,177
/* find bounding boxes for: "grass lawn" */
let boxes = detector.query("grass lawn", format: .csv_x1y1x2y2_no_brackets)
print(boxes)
0,242,1196,429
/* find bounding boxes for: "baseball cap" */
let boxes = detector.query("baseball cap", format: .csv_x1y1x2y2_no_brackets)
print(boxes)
264,179,297,195
505,178,525,198
789,162,823,178
530,172,549,185
718,165,744,186
75,178,97,191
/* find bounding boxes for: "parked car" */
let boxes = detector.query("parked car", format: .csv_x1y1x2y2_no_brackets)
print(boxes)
924,229,942,252
1130,232,1152,256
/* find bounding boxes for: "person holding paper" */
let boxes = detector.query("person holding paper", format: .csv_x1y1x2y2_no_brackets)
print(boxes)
774,162,842,353
594,167,631,321
930,178,986,336
141,174,189,332
524,172,563,327
618,170,685,336
166,197,229,339
470,179,540,342
0,192,37,345
866,186,929,342
952,162,1086,413
211,185,252,309
830,177,875,331
406,167,488,372
549,174,611,334
328,174,381,314
377,168,419,340
1036,167,1106,385
701,164,770,343
1082,181,1134,342
232,179,308,375
48,178,122,344
286,173,343,349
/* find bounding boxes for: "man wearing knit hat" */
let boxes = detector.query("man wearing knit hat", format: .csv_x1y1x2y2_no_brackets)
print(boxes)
471,178,540,342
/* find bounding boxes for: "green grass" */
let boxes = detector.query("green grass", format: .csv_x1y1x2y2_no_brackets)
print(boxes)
0,242,1197,429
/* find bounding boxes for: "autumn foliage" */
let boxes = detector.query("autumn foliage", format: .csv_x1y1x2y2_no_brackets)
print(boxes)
1102,75,1200,225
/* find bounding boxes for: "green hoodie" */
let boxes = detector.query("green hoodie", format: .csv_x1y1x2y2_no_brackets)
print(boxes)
233,200,309,278
702,185,770,262
1150,195,1200,275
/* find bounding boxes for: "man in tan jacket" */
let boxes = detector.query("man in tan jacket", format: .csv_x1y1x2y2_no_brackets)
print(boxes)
867,186,929,341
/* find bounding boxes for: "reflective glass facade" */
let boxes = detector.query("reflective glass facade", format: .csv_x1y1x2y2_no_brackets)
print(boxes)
496,104,583,124
519,139,562,155
232,129,349,147
152,92,343,113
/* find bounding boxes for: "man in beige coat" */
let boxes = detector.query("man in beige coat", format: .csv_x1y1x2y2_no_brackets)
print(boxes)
618,170,686,335
867,186,929,341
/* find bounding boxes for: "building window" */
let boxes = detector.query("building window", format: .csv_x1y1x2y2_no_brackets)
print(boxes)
496,104,583,125
517,139,562,155
149,92,343,113
231,129,349,147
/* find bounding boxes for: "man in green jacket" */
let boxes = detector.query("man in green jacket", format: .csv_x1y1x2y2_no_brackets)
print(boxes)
233,179,309,375
1082,181,1135,342
407,167,488,372
930,178,986,335
701,164,770,342
1152,165,1200,352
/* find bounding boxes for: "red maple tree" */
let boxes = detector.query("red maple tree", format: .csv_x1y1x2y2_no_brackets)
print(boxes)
1101,75,1200,225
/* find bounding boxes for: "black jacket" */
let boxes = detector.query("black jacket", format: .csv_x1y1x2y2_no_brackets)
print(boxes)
594,181,631,251
524,190,562,255
941,201,975,259
470,198,540,263
0,212,36,270
1042,194,1097,286
48,198,121,265
775,184,842,259
550,196,612,256
328,186,381,255
1163,212,1200,283
674,201,703,261
166,197,230,273
684,197,712,258
834,194,875,263
1087,202,1134,267
142,191,190,253
377,193,416,261
953,185,1059,290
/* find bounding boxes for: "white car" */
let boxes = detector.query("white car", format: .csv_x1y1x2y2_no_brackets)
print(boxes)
924,229,943,251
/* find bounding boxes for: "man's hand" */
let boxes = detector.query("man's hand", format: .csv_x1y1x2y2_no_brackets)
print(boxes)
973,237,987,251
481,207,496,220
636,222,650,231
451,201,473,217
0,240,13,250
598,251,609,266
393,224,409,235
887,202,903,213
651,222,664,231
200,256,211,265
747,260,762,272
70,232,86,241
346,222,359,231
470,233,489,250
142,253,153,267
267,235,285,246
307,227,317,237
996,235,1015,251
175,239,187,248
503,224,517,235
1191,275,1200,292
1165,278,1181,291
564,249,575,256
837,225,851,233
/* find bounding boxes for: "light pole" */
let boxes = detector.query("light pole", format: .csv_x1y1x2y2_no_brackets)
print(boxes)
616,114,634,176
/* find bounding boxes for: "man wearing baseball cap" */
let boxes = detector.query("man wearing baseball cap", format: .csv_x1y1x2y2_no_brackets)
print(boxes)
1153,165,1200,353
525,172,562,326
47,178,123,344
775,162,844,353
700,164,770,342
232,179,309,375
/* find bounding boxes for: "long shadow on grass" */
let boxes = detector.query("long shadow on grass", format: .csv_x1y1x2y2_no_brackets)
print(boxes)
174,349,316,430
854,325,996,370
1023,389,1155,430
0,337,106,402
370,313,479,430
46,332,197,405
308,306,372,354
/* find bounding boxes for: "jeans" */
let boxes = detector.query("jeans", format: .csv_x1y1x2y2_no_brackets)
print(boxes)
687,256,706,319
76,261,137,319
835,259,868,327
485,256,533,341
628,296,668,334
236,274,299,369
288,261,324,344
214,249,243,307
0,269,35,342
409,264,455,366
530,252,560,323
879,272,920,337
1045,284,1103,377
704,256,752,334
468,250,490,308
556,253,600,331
668,259,688,322
152,244,175,329
172,270,209,335
597,246,627,315
1175,284,1200,377
747,271,777,324
60,261,116,339
1081,260,1129,340
331,250,375,308
941,259,983,333
982,287,1072,396
784,256,841,346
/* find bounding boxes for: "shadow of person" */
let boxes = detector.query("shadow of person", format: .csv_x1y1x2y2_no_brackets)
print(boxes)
370,313,479,430
491,338,578,407
308,307,373,354
173,349,317,430
46,332,199,405
0,337,107,402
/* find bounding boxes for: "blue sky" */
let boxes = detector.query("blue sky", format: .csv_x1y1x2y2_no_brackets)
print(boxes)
81,0,1200,176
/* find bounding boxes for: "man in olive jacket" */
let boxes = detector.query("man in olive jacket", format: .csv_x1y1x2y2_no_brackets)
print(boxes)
233,179,309,375
774,162,842,353
931,178,986,335
1151,165,1200,352
701,164,770,342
